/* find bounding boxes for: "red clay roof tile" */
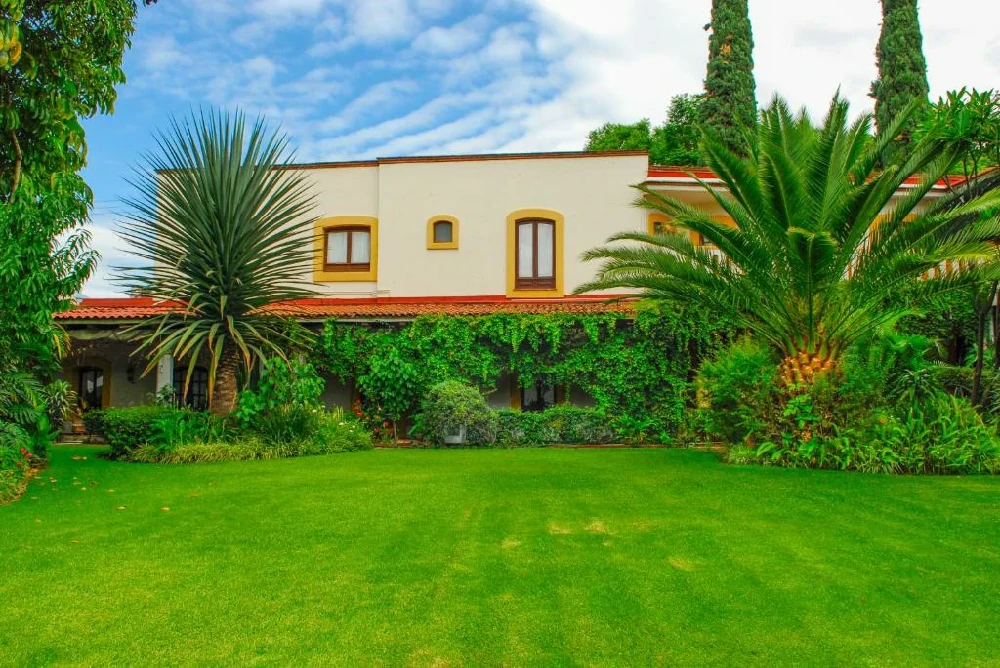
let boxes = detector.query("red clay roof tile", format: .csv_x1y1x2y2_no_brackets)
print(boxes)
57,296,637,322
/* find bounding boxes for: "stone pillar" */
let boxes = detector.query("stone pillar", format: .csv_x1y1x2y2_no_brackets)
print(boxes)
155,354,174,401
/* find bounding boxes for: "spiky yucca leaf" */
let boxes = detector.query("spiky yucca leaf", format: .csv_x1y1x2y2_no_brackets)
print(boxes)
578,93,1000,380
115,109,317,410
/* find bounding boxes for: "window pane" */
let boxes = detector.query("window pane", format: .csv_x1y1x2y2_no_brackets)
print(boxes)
433,221,452,243
79,368,103,411
536,222,554,278
352,230,371,263
326,231,348,263
517,222,534,278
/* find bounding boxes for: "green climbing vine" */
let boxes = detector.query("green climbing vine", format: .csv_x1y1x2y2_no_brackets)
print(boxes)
316,304,734,434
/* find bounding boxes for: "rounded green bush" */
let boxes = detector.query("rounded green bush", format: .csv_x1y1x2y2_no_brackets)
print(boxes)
417,380,496,446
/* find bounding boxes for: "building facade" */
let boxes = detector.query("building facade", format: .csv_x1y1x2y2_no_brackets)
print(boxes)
56,150,948,420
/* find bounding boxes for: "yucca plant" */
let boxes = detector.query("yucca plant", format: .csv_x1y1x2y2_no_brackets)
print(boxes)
117,110,317,413
578,93,1000,385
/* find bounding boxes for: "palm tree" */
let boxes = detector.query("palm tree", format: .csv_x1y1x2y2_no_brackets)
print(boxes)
117,110,317,413
577,94,1000,384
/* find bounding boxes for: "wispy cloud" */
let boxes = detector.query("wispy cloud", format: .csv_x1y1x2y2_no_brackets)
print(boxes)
81,0,1000,296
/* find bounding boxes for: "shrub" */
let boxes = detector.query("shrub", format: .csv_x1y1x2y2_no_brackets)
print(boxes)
81,409,106,436
1,422,34,502
416,380,496,446
300,409,373,454
130,439,275,464
494,410,546,447
356,347,421,439
739,394,1000,475
234,357,325,424
149,411,232,450
248,404,319,445
98,406,183,458
696,337,781,443
129,410,373,464
494,407,618,447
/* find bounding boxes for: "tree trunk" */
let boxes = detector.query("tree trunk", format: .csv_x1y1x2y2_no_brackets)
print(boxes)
972,283,998,406
972,311,986,406
779,350,834,386
211,348,241,415
993,299,1000,372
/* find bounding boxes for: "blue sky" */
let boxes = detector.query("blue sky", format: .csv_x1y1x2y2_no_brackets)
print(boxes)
82,0,1000,296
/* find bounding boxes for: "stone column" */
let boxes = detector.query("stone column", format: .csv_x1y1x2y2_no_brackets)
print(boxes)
155,354,174,402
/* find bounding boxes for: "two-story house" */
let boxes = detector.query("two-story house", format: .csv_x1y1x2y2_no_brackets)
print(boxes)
56,149,949,415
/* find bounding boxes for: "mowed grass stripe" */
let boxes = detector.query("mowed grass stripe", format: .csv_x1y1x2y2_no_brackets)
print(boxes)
1,447,998,666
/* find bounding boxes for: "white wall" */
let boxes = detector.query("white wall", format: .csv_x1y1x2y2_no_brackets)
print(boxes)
298,154,649,298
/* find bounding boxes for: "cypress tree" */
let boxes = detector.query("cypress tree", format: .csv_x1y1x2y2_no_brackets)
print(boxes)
701,0,756,157
870,0,930,164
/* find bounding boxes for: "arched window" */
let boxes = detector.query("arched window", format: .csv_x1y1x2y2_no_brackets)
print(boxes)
515,218,556,290
174,366,209,411
427,216,459,250
78,367,105,412
506,209,563,297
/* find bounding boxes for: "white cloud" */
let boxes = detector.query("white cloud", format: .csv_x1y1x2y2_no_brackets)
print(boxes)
78,216,137,299
85,0,1000,295
346,0,419,43
412,16,488,55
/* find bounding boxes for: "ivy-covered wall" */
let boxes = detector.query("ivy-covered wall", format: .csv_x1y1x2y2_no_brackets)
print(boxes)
315,305,734,432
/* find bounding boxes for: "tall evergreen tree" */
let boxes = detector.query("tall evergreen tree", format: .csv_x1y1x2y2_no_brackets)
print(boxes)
870,0,930,164
700,0,756,157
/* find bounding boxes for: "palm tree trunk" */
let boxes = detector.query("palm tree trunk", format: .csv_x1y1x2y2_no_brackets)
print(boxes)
779,350,834,386
211,348,241,415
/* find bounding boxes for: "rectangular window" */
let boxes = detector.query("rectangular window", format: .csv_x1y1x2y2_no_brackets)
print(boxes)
324,226,371,271
78,367,104,412
515,219,556,290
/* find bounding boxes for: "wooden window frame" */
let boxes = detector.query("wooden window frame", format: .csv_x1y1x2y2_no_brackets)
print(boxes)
323,225,372,272
312,216,378,283
514,218,557,291
78,366,105,412
506,209,563,298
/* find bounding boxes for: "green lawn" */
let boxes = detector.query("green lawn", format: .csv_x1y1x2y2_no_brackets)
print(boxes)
1,447,998,666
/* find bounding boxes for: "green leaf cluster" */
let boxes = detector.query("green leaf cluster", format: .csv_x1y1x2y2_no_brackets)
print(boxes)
117,109,319,411
870,0,930,165
579,93,1000,376
701,0,756,157
317,305,734,435
584,94,704,165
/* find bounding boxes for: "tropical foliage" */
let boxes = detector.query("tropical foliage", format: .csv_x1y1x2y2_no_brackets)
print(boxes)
0,1,153,476
578,93,1000,385
117,109,318,413
915,88,1000,403
710,334,1000,475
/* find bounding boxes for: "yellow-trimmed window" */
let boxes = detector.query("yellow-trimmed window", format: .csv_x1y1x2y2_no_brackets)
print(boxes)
427,216,459,250
647,213,675,236
313,216,378,282
506,208,564,298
